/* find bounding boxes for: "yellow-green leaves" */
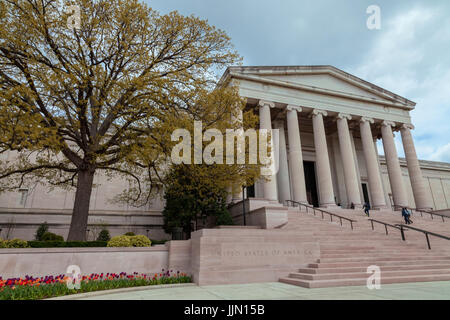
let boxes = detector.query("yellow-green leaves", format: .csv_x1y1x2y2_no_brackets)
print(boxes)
0,0,247,207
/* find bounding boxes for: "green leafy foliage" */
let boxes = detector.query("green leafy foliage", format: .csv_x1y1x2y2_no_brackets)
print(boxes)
2,239,29,248
124,232,135,236
34,222,49,241
0,0,244,241
163,165,234,238
106,235,133,247
129,235,152,247
41,232,64,242
106,235,151,247
97,229,111,242
27,241,108,248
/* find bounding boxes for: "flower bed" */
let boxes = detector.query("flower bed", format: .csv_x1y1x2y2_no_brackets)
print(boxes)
0,270,191,300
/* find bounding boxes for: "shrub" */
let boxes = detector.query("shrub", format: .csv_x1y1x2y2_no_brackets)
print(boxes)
28,241,108,248
216,209,234,226
150,239,168,246
4,238,29,248
0,238,5,248
107,235,132,247
124,232,135,236
97,229,111,242
41,232,64,242
34,222,49,241
129,235,151,247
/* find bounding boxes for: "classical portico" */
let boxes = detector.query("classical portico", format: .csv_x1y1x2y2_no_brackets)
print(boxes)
221,65,434,211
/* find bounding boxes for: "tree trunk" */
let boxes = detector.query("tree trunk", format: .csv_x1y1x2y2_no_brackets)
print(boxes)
67,168,95,241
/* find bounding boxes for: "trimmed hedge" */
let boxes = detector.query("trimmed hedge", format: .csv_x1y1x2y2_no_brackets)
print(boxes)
149,239,167,246
1,239,167,249
41,232,64,242
28,241,108,248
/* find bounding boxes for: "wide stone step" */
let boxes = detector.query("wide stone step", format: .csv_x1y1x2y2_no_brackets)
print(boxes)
288,268,450,280
309,259,450,268
320,252,444,259
318,255,450,263
279,273,450,288
298,263,450,274
318,239,413,244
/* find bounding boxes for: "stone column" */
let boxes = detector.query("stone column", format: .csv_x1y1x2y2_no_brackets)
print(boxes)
312,109,336,207
259,100,278,201
359,117,386,209
336,113,362,207
232,107,244,202
274,120,291,204
286,105,308,204
381,121,408,208
400,124,433,210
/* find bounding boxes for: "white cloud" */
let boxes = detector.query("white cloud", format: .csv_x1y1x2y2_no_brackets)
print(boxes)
350,5,450,162
429,143,450,163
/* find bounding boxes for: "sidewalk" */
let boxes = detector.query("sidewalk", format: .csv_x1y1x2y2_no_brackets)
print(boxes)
64,281,450,300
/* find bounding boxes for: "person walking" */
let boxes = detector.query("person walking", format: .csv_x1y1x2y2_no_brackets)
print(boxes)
363,202,370,217
402,207,413,225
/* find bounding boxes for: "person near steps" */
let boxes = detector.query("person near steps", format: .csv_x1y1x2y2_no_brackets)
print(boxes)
363,202,370,217
402,207,413,224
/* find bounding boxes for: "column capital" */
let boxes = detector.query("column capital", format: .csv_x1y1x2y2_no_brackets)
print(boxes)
360,117,375,124
401,123,415,130
286,105,302,113
381,120,396,128
337,113,352,121
258,100,276,108
311,109,328,117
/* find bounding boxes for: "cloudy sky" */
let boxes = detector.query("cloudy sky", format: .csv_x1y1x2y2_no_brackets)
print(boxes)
148,0,450,163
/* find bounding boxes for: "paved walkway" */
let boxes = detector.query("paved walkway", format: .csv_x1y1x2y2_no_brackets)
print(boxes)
69,281,450,300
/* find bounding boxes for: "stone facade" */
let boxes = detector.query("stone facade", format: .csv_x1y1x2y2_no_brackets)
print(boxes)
0,65,449,240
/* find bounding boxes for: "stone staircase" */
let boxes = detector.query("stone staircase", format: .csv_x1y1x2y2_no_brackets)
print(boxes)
279,206,450,288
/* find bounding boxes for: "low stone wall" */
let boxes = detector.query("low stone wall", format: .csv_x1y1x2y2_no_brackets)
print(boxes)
0,246,170,279
0,224,321,286
0,209,169,241
229,199,288,228
190,227,320,285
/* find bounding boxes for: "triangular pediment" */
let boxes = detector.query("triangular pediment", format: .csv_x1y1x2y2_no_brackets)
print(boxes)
222,65,415,109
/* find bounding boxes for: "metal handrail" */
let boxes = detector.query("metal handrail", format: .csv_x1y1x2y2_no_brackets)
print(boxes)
393,205,446,222
395,224,450,250
285,200,356,230
368,219,405,240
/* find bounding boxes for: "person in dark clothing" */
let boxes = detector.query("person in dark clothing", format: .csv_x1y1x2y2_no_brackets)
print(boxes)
402,207,413,224
363,202,370,217
350,202,355,209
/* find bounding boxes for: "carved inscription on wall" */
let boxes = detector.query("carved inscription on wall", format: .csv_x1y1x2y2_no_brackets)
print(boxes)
201,243,318,266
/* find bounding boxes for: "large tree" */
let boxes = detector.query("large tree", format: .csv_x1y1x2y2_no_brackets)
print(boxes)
0,0,243,240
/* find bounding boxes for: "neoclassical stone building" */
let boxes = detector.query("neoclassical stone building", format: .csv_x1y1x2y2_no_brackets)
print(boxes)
224,65,447,212
1,65,449,240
